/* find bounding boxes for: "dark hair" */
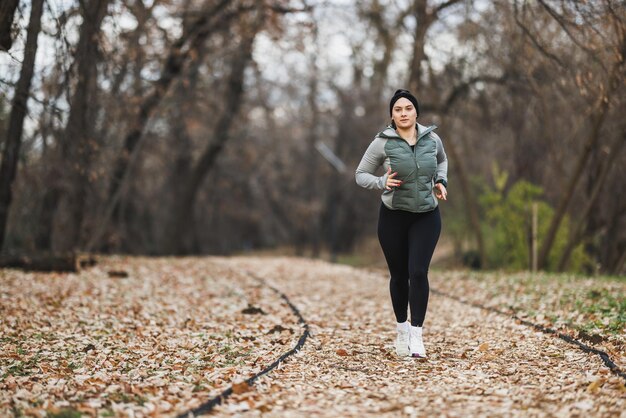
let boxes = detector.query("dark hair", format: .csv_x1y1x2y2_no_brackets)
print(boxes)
389,89,419,117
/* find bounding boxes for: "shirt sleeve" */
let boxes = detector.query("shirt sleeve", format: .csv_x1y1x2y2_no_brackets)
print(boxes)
355,138,388,190
433,133,448,185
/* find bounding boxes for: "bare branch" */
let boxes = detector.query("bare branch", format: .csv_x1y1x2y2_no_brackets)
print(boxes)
421,75,508,114
268,3,313,14
537,0,607,73
434,0,464,15
513,0,565,69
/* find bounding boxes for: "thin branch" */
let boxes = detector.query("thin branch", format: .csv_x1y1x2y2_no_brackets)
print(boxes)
537,0,607,73
434,0,464,15
268,4,313,14
513,0,565,69
420,75,508,114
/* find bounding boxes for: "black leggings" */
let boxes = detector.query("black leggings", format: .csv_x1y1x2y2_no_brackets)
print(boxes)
377,203,441,327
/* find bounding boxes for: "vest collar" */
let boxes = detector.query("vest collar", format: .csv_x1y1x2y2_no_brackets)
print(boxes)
378,123,437,140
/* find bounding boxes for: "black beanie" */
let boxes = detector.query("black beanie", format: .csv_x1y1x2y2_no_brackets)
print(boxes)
389,89,419,117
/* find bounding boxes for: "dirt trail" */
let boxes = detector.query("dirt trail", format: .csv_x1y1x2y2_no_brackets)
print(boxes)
208,257,625,417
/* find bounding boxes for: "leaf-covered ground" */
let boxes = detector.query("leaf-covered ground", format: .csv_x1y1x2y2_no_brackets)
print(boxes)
1,256,624,417
0,257,300,417
421,270,625,364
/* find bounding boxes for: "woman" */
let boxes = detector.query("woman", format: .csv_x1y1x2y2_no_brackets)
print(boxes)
355,89,448,358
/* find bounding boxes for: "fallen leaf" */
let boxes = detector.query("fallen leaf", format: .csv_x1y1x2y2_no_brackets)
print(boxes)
232,381,251,395
587,378,605,393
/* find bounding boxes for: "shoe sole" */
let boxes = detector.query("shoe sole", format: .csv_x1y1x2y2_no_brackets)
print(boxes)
410,353,427,359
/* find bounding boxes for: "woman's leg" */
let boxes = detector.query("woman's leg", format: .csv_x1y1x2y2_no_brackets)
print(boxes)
377,203,410,323
407,207,441,327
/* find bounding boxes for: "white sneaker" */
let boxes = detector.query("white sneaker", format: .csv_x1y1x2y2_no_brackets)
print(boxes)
395,322,410,357
409,326,427,359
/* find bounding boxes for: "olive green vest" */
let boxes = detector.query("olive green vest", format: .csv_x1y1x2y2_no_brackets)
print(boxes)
378,125,438,212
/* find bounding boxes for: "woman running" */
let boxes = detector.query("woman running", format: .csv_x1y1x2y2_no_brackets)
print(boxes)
355,89,448,358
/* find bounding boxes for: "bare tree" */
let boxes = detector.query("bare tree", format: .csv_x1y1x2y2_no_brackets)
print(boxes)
86,0,239,251
407,0,465,92
0,0,44,250
557,128,625,270
531,1,626,269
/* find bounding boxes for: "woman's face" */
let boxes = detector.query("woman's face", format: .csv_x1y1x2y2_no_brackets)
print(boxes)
391,97,417,130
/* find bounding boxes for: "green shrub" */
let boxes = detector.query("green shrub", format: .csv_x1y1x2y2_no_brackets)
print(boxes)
478,165,589,271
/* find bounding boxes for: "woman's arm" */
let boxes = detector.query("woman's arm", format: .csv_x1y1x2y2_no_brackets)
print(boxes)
433,133,448,186
433,132,448,200
355,138,388,190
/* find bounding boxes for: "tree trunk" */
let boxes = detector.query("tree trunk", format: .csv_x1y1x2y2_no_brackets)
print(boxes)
59,0,111,251
363,0,399,110
36,0,111,252
170,16,261,254
0,0,44,251
160,53,202,254
0,0,19,51
407,0,432,93
537,27,625,269
441,130,486,268
306,28,321,257
537,106,608,269
556,129,625,270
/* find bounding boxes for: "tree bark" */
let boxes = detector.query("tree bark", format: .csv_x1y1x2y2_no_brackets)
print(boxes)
0,0,44,251
0,0,19,51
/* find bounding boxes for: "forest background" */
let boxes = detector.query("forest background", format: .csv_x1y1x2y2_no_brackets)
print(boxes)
1,0,624,275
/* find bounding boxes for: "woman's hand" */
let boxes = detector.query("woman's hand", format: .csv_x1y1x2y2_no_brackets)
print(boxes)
434,183,447,200
385,167,402,190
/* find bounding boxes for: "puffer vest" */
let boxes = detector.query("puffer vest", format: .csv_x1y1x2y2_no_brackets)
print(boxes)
378,125,438,212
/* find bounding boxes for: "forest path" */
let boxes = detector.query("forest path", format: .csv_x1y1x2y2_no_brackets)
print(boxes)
1,256,624,417
206,257,625,417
